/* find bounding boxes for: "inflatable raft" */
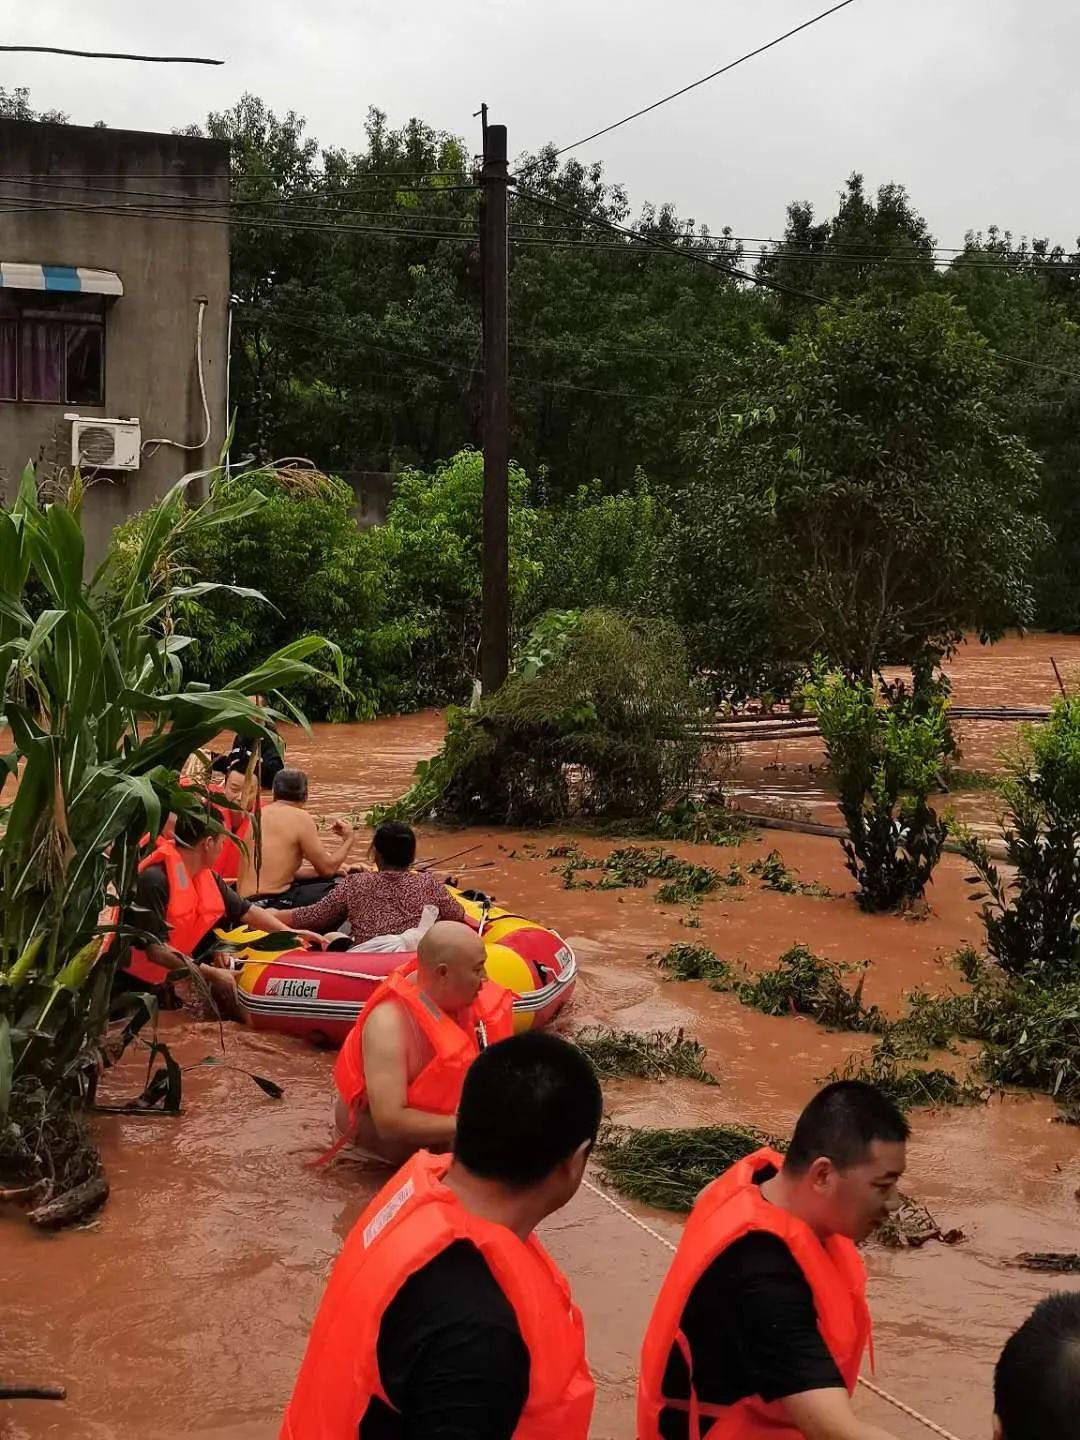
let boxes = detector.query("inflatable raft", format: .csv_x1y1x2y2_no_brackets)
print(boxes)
224,888,577,1047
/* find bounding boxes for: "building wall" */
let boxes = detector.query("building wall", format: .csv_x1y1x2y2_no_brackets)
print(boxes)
0,119,230,564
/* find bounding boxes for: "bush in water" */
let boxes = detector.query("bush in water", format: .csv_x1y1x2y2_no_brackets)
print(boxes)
961,695,1080,984
373,608,725,827
806,667,950,912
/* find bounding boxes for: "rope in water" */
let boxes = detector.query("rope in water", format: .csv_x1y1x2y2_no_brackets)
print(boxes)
580,1176,965,1440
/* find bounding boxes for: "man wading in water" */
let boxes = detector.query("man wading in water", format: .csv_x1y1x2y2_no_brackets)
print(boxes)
639,1080,909,1440
329,921,514,1163
282,1032,600,1440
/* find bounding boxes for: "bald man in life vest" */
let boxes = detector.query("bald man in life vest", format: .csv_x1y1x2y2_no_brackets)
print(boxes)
639,1080,910,1440
332,920,515,1163
283,1031,600,1440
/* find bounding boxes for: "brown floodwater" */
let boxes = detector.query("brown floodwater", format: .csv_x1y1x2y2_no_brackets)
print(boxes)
5,634,1080,1440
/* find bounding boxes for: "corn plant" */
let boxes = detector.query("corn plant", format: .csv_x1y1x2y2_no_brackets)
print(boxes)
0,464,339,1200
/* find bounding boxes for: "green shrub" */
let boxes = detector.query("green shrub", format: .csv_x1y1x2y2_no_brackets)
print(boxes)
111,466,404,720
806,666,950,910
374,608,718,826
736,944,888,1033
366,448,543,707
961,697,1080,982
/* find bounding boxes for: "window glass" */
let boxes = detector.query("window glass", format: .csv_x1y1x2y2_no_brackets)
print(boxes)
65,324,103,405
0,321,16,400
20,321,63,402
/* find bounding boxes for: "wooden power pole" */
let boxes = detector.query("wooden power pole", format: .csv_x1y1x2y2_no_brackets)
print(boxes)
480,119,510,694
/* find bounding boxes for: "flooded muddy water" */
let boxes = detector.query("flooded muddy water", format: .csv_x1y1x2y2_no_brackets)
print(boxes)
5,635,1080,1440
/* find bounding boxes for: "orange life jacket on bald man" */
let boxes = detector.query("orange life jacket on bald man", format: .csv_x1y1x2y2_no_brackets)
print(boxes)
123,837,225,986
333,958,515,1131
280,1149,595,1439
638,1146,872,1440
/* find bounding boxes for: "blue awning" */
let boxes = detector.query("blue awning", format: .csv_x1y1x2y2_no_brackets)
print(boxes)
0,262,123,296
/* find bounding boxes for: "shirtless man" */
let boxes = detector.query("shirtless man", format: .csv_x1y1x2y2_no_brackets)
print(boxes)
237,767,354,906
331,921,515,1163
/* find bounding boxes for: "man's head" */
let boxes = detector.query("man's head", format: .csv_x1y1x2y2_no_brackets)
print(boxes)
221,764,247,806
454,1031,603,1214
417,921,488,1011
781,1080,909,1242
173,810,224,870
994,1292,1080,1440
373,820,416,871
272,767,309,805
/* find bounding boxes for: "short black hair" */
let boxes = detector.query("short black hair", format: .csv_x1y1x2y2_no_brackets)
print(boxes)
454,1031,603,1188
784,1080,910,1175
373,820,416,870
995,1292,1080,1439
272,767,308,803
174,810,215,848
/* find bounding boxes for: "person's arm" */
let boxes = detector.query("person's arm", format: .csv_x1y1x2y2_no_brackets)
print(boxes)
128,869,189,972
277,878,350,933
782,1390,901,1440
296,812,353,878
362,1002,457,1149
424,875,466,924
210,877,328,950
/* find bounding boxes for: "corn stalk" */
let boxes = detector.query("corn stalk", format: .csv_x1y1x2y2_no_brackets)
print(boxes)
0,464,341,1190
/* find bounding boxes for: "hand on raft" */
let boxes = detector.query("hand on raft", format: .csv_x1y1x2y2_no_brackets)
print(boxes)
292,929,330,950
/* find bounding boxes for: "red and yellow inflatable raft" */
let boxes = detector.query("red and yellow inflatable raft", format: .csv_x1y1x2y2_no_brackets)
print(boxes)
225,889,576,1047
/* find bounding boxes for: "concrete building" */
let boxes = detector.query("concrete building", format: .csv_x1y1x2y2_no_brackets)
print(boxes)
0,118,230,563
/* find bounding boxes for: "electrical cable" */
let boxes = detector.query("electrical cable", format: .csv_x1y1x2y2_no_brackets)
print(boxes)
512,184,828,303
0,44,223,64
142,300,212,456
550,0,861,156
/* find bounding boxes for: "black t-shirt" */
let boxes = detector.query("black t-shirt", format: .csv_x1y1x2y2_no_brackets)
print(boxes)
126,863,250,962
658,1164,844,1440
360,1240,530,1440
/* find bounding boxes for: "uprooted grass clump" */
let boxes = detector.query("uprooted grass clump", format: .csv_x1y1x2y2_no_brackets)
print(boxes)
598,800,749,848
573,1027,717,1085
824,1038,986,1113
654,943,733,986
748,849,834,898
595,1123,775,1212
874,1196,965,1249
736,944,888,1034
548,844,731,909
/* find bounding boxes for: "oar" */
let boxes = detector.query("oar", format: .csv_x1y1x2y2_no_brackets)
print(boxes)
416,844,481,872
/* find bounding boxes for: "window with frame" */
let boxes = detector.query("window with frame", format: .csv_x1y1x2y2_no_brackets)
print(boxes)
0,291,105,406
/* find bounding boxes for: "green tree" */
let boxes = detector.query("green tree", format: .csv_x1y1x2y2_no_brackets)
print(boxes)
675,293,1045,691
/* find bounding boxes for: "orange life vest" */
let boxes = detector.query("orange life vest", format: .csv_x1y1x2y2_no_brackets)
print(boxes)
280,1150,595,1439
211,796,252,885
637,1147,872,1440
124,838,226,986
333,958,515,1129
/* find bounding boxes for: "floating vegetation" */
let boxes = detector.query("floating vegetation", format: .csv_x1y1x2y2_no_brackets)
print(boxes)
736,944,888,1034
1016,1252,1080,1273
595,1123,775,1212
599,801,749,847
825,1040,985,1113
548,843,726,909
873,1197,965,1249
573,1027,717,1085
654,943,733,986
943,768,1001,793
748,849,834,898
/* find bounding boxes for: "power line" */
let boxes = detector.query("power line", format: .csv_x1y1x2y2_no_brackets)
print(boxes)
512,184,827,303
0,44,223,65
0,192,480,241
0,177,478,206
0,168,469,180
552,0,861,156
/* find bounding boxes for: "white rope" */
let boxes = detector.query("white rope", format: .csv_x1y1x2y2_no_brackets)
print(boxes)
580,1174,965,1440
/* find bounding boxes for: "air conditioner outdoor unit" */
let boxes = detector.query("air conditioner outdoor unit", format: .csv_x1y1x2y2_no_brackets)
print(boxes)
68,416,141,472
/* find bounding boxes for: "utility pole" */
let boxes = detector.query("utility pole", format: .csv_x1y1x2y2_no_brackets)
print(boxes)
479,116,510,694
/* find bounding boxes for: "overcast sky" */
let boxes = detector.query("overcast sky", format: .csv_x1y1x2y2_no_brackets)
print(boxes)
11,0,1080,250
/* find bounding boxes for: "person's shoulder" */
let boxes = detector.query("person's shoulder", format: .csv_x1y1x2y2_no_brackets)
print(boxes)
402,1240,520,1331
713,1229,807,1282
136,862,168,892
362,991,409,1046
